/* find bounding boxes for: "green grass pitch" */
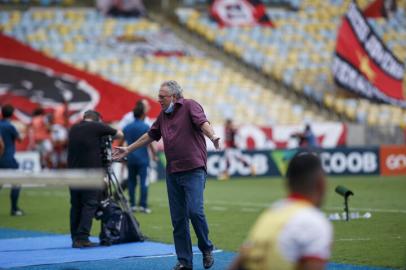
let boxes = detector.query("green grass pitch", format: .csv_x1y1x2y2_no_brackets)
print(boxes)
0,176,405,269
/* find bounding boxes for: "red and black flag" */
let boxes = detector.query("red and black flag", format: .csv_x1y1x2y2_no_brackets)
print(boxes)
0,34,160,124
332,2,406,108
210,0,274,27
363,0,397,18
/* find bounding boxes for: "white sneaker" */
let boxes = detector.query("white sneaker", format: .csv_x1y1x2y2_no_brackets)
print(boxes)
11,209,24,216
139,207,152,214
131,206,140,212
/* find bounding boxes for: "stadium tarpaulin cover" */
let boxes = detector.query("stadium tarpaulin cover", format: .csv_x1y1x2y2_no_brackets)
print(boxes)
332,2,406,108
0,34,160,123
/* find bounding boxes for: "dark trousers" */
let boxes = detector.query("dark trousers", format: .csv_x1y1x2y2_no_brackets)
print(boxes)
69,188,101,241
127,163,148,208
166,168,213,268
0,164,21,212
10,186,20,212
0,185,21,212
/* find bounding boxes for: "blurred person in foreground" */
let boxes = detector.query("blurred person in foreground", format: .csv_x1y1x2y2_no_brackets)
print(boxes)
0,104,23,216
113,80,220,270
123,100,156,214
67,110,123,248
228,152,333,270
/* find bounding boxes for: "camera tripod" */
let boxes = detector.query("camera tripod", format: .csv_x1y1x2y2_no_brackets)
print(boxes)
103,162,144,241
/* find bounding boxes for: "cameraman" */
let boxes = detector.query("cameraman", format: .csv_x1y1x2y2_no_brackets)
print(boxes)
67,110,123,248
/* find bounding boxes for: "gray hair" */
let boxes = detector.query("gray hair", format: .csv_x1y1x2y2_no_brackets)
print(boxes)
161,80,183,98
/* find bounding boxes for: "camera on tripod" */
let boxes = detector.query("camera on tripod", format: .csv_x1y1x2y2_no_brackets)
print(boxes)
97,135,144,244
101,135,113,166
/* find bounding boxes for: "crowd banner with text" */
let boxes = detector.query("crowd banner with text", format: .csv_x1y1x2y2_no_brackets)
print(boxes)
19,146,403,179
332,2,406,108
154,123,347,152
156,147,381,179
15,151,41,173
0,34,160,124
319,147,380,176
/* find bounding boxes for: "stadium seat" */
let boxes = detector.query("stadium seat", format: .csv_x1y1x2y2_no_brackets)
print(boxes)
175,0,406,127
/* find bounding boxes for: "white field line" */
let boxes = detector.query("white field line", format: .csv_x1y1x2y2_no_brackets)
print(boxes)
24,191,67,197
241,208,260,212
0,169,105,187
205,200,269,208
336,238,372,241
16,192,406,214
211,206,227,211
2,184,47,188
324,207,406,214
139,249,223,259
336,236,402,242
202,200,406,214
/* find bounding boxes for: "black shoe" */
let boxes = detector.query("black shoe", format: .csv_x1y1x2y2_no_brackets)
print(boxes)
100,239,112,246
11,209,24,216
72,239,98,248
173,262,192,270
203,250,214,269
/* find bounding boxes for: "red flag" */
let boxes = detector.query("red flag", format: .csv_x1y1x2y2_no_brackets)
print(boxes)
210,0,274,27
363,0,397,18
0,34,160,123
332,2,406,108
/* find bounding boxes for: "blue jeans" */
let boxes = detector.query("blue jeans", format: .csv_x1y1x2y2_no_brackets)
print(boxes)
0,162,21,212
166,168,213,268
127,163,148,208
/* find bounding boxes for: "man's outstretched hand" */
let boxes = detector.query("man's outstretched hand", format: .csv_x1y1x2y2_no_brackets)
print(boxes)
211,136,221,150
113,146,129,161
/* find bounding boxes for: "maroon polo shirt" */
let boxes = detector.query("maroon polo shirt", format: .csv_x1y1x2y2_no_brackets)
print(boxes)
148,98,209,174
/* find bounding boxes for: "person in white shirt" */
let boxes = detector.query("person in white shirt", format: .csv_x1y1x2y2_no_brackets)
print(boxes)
229,152,333,270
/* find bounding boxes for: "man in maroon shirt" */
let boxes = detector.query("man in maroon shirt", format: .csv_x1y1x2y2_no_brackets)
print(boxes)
113,80,220,270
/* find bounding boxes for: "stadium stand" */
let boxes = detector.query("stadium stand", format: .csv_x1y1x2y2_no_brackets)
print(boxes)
176,0,406,128
0,8,328,125
182,0,301,9
0,0,75,6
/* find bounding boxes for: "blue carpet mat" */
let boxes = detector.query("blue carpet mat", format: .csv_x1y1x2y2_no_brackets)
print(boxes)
0,234,199,268
5,253,394,270
0,229,53,240
327,264,394,270
0,229,395,270
8,252,236,270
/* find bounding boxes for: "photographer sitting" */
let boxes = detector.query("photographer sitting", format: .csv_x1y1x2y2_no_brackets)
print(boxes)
67,110,123,248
